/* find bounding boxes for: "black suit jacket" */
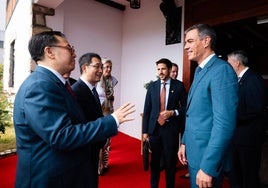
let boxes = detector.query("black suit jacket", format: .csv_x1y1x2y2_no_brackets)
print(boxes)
72,79,103,121
142,78,187,134
72,78,105,188
68,77,77,85
233,69,267,146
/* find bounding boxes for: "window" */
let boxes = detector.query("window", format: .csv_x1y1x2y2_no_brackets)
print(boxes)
9,40,15,87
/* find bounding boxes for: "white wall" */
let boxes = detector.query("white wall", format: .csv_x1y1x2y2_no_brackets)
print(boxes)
47,0,124,124
119,0,185,139
0,0,6,64
3,0,33,93
5,0,185,140
46,0,185,139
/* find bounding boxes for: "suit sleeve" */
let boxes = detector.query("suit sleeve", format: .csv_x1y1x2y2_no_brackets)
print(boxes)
142,83,153,134
200,63,238,177
23,81,118,151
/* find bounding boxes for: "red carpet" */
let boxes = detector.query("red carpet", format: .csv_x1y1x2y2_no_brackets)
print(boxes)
0,132,230,188
0,154,16,187
99,132,191,188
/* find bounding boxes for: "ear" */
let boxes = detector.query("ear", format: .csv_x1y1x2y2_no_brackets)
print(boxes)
44,46,55,59
81,64,88,72
236,60,242,67
203,36,211,48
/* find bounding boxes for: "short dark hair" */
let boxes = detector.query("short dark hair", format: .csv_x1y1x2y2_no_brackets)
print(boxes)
228,50,249,66
171,62,178,69
185,24,217,51
155,58,172,69
78,53,101,74
28,31,65,62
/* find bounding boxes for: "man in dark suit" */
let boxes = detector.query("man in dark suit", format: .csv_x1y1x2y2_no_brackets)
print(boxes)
178,24,238,188
71,52,105,188
13,31,135,188
227,50,267,188
142,58,187,188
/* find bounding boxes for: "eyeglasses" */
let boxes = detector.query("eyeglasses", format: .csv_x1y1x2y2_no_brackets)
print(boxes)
89,64,103,70
50,45,75,54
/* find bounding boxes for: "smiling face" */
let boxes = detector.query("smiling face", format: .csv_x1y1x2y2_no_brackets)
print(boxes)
184,28,211,64
157,63,170,82
82,57,103,85
102,61,112,78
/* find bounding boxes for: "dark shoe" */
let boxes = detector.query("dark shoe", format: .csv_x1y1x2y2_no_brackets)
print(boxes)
180,173,190,179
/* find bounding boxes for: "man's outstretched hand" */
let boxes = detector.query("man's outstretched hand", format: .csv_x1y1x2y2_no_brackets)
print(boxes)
112,102,135,124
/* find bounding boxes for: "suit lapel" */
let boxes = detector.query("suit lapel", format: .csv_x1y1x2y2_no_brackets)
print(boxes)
155,80,161,112
187,56,217,110
167,79,176,108
78,79,103,114
36,66,86,122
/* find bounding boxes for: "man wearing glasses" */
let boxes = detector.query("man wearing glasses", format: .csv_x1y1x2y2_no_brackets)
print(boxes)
71,52,106,187
13,31,135,188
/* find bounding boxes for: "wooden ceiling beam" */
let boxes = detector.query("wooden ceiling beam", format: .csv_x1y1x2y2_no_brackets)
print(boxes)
95,0,126,11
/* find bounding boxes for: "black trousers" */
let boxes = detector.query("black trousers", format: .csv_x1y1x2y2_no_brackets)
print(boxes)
228,144,262,188
149,124,179,188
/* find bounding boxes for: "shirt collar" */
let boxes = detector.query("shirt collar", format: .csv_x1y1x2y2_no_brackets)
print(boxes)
38,65,66,84
161,78,171,85
80,77,95,90
238,67,249,78
199,53,215,69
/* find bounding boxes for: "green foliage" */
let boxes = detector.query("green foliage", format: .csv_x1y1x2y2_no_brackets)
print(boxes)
144,80,153,90
0,64,12,134
143,76,159,90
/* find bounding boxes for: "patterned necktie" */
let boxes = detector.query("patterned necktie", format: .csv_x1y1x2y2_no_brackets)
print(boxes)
158,82,166,125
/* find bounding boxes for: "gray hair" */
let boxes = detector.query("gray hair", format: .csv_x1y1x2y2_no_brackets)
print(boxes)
185,24,217,51
227,50,248,66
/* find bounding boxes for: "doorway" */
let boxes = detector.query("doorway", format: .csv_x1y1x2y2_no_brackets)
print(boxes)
214,17,268,76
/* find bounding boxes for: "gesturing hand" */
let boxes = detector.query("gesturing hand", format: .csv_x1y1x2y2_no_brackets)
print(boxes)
112,102,135,124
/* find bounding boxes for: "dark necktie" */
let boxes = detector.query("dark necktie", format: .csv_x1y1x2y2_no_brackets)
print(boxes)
65,81,75,97
92,87,101,106
158,82,166,125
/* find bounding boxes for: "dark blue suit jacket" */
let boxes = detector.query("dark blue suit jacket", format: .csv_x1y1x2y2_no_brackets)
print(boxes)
13,66,118,188
142,78,187,134
233,69,267,146
72,78,107,188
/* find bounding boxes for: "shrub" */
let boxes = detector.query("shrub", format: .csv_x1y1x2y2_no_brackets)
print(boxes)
0,64,12,134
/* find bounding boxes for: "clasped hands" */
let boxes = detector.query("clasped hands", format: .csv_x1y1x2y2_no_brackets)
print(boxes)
158,110,174,125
